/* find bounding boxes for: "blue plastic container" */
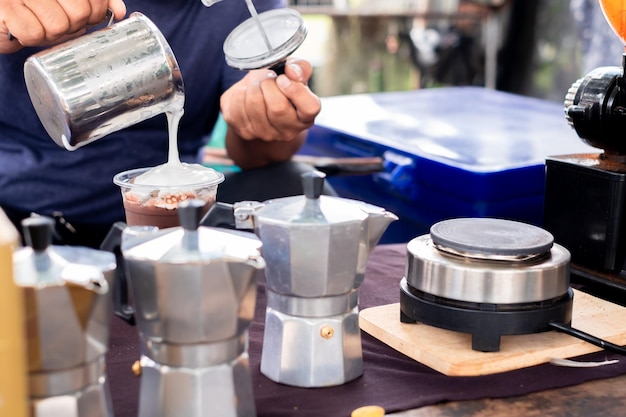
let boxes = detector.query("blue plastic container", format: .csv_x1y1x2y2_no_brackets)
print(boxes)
300,87,599,243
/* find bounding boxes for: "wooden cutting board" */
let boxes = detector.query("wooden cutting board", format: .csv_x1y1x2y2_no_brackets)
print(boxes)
359,289,626,376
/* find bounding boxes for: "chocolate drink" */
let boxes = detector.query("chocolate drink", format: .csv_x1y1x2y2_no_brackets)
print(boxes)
121,187,217,228
114,109,224,229
115,166,223,229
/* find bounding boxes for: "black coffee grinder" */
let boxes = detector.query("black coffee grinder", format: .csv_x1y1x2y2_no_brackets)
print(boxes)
543,45,626,304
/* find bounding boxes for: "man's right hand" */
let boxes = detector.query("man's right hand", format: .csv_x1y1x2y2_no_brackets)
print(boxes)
0,0,126,53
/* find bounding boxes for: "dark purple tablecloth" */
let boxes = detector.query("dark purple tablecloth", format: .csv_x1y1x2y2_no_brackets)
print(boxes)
106,244,626,417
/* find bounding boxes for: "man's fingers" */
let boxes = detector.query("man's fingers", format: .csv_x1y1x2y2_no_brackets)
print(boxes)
4,4,48,45
2,0,126,49
276,74,320,125
23,0,77,41
221,64,320,143
283,58,312,83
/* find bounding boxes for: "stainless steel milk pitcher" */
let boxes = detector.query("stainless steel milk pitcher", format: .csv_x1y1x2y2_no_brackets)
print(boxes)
23,12,184,150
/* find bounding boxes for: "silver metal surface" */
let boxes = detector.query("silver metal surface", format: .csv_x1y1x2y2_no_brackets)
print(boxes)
239,195,396,298
121,225,264,417
260,307,363,387
29,357,106,398
24,12,184,150
266,288,358,317
13,245,116,417
140,334,246,368
137,353,255,417
260,220,366,297
123,228,263,344
432,242,549,262
30,380,114,417
238,189,396,387
405,235,571,304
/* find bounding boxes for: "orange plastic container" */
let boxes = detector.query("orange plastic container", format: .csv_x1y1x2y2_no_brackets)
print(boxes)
599,0,626,45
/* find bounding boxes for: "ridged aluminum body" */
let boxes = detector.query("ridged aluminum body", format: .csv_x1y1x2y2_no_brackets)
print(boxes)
121,226,264,417
234,195,396,387
13,245,117,417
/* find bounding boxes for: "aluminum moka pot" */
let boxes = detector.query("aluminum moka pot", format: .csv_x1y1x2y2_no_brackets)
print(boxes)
117,200,264,417
12,216,116,417
205,171,397,387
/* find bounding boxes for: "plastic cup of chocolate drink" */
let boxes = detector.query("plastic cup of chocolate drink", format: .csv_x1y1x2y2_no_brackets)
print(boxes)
113,163,224,228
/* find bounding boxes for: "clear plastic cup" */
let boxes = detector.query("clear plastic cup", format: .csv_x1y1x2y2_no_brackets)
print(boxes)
113,166,224,228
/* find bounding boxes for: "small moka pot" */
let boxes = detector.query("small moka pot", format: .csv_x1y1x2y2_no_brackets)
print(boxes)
119,200,265,417
12,216,117,417
205,171,397,387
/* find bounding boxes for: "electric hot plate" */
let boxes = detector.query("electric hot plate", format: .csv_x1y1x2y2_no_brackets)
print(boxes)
400,218,574,352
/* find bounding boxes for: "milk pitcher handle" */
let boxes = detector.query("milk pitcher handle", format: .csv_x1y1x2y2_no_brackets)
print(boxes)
103,8,115,27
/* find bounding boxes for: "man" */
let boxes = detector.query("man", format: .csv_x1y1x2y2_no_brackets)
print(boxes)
0,0,329,247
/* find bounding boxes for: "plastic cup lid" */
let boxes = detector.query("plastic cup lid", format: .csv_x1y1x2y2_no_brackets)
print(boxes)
223,8,307,70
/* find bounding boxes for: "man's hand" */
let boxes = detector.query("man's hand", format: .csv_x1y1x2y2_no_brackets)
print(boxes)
0,0,126,53
221,58,322,169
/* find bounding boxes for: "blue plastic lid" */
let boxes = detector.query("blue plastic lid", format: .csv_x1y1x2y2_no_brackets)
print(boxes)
314,87,598,173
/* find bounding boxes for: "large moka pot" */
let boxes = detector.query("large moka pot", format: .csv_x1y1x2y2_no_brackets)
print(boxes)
119,200,264,417
205,171,397,387
12,216,117,417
